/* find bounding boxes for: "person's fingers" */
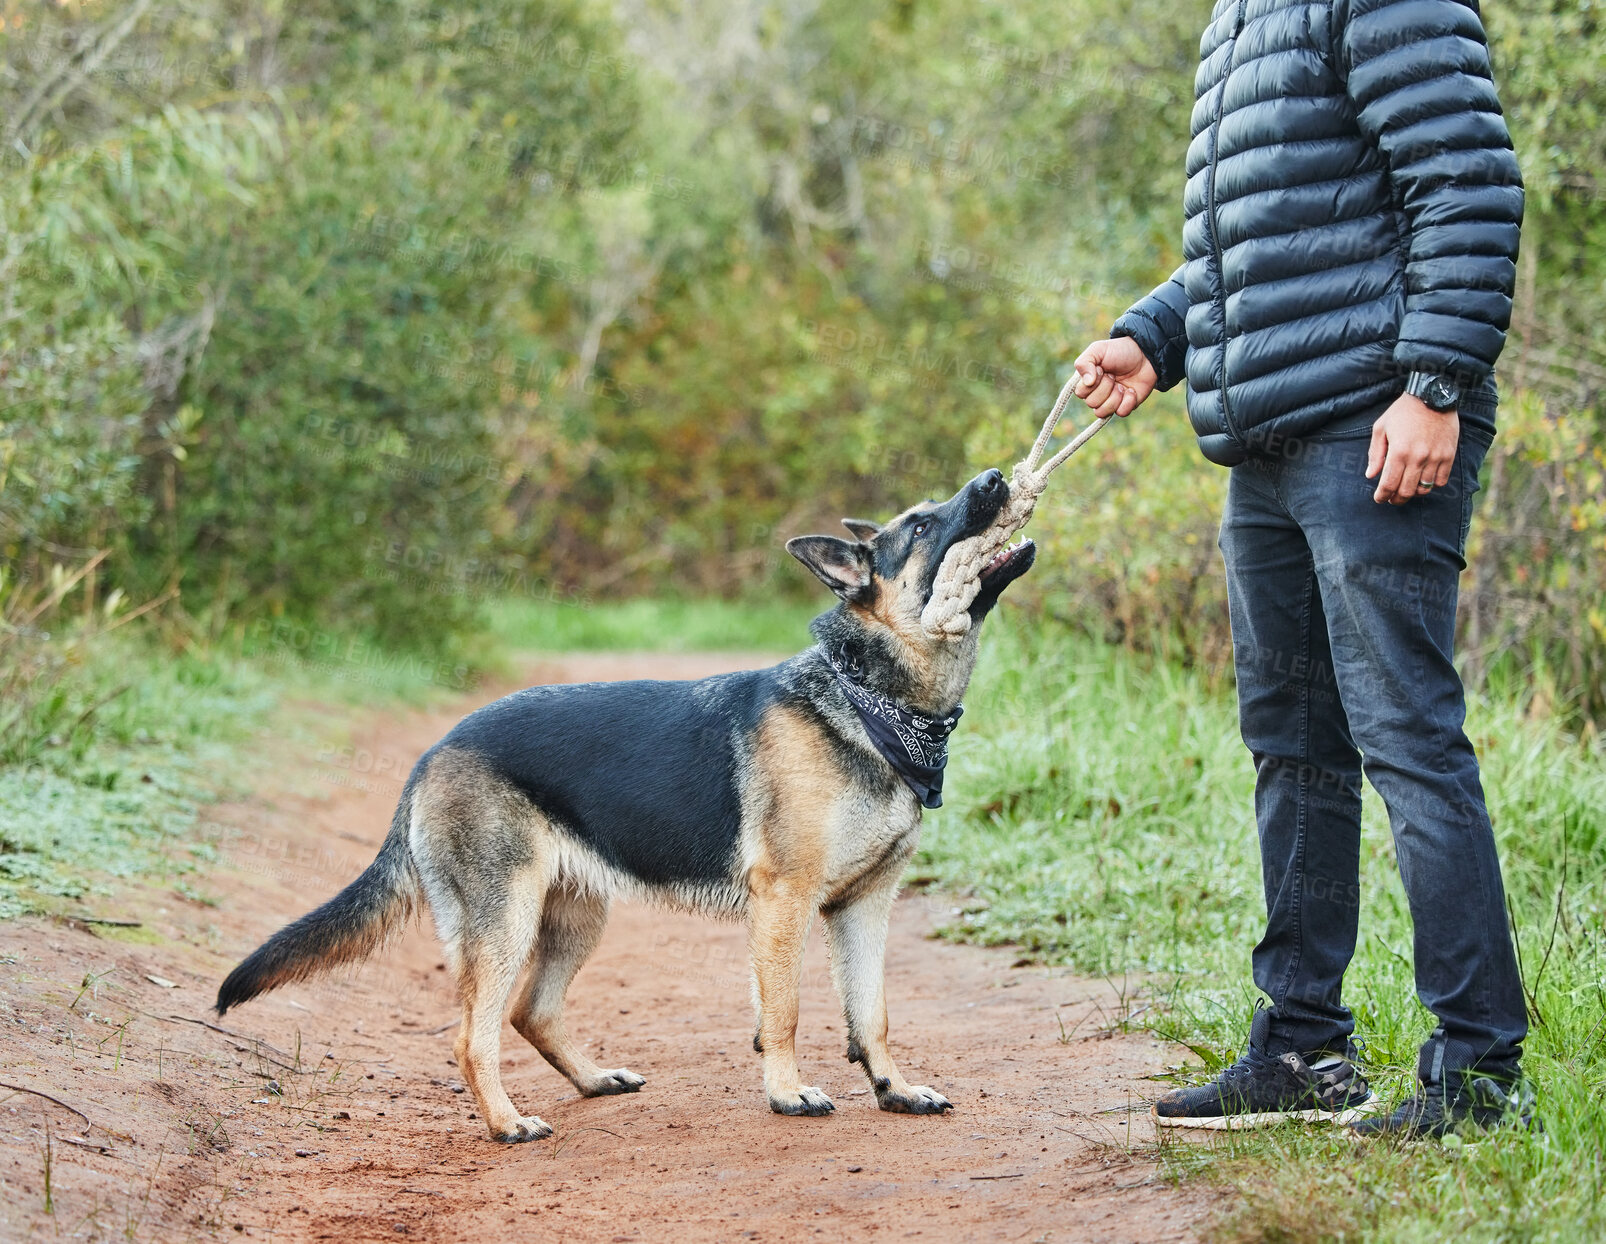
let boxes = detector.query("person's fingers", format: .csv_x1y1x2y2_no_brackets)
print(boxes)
1114,385,1142,417
1408,449,1451,498
1374,441,1413,505
1365,422,1387,480
1392,447,1431,506
1072,344,1108,395
1082,374,1117,410
1093,384,1125,419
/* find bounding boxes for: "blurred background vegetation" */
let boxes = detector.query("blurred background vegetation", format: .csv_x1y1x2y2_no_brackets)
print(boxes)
3,0,1602,717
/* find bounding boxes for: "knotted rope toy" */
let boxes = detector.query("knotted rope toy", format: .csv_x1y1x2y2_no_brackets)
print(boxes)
920,373,1110,640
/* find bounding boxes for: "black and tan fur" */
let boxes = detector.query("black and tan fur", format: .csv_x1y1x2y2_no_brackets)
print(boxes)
216,468,1036,1141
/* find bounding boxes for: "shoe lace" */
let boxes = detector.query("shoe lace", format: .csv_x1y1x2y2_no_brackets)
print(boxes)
1216,1046,1284,1094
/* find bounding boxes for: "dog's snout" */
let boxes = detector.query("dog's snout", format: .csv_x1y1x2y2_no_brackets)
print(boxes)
946,468,1010,539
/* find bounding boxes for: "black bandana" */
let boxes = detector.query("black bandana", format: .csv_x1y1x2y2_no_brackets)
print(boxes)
822,647,963,810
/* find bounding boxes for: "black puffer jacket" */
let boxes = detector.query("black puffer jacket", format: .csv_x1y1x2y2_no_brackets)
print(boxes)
1112,0,1523,466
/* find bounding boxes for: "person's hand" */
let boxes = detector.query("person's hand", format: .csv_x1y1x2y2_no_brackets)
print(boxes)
1070,338,1157,417
1365,394,1460,505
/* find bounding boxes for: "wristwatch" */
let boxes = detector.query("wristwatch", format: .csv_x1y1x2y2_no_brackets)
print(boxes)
1405,371,1460,412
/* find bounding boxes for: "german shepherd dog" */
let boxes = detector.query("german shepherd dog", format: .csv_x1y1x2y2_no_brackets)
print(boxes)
216,467,1035,1141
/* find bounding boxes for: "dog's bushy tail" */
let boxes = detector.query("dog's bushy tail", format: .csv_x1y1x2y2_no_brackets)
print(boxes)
216,775,422,1015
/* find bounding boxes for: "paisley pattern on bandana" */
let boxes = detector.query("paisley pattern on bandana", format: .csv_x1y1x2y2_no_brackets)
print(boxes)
822,648,963,810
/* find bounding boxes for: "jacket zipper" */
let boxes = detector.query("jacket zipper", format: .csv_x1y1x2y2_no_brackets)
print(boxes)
1204,0,1249,445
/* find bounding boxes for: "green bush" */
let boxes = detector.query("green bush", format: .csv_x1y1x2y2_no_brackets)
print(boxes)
2,0,1603,693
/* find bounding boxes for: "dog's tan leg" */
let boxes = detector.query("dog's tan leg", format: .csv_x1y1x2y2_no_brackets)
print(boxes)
825,882,952,1114
448,875,551,1143
510,886,645,1097
748,872,832,1116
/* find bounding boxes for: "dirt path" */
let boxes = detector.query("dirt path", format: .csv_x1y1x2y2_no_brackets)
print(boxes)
0,653,1217,1242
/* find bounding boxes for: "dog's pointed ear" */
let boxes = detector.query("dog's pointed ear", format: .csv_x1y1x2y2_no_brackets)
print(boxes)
841,518,882,544
786,536,873,600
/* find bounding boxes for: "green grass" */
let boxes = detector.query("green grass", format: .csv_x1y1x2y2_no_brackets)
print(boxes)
485,595,818,654
922,614,1606,1243
0,633,279,919
0,616,491,920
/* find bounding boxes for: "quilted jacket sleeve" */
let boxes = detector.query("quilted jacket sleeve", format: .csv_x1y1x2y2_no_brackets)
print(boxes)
1338,0,1524,381
1110,266,1190,392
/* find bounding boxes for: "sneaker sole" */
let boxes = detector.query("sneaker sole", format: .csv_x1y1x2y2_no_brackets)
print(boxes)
1152,1099,1382,1131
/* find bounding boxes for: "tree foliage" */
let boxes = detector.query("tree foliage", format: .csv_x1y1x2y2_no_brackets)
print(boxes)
1,0,1601,706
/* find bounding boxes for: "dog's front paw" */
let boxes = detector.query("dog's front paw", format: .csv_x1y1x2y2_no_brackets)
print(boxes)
583,1068,646,1096
490,1115,554,1143
877,1084,952,1115
769,1085,835,1117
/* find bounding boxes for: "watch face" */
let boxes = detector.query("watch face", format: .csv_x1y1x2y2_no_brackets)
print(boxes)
1427,378,1457,409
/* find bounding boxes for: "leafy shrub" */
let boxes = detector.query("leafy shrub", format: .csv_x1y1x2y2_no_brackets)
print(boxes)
2,0,1603,708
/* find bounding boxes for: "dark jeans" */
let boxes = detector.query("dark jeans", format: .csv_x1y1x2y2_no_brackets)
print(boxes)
1219,407,1526,1084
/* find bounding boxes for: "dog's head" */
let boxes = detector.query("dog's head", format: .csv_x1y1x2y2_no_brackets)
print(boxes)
787,468,1036,709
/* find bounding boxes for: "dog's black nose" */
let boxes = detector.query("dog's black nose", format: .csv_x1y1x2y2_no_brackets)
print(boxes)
976,468,1005,495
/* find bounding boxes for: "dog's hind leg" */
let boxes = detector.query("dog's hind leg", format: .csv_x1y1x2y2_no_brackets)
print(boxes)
825,881,952,1115
510,885,645,1097
413,749,554,1142
749,872,832,1116
443,871,552,1143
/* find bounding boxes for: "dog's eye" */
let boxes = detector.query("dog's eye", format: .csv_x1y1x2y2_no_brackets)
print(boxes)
912,521,930,536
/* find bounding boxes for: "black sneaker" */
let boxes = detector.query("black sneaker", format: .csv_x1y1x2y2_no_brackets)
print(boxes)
1349,1074,1537,1140
1153,1045,1375,1130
